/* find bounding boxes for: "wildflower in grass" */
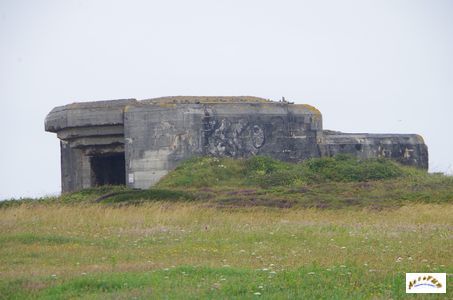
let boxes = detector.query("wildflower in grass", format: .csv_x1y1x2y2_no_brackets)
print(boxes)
308,272,315,275
253,292,261,296
211,283,221,290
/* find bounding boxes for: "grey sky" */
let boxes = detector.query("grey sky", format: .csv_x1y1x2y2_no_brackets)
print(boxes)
1,0,452,199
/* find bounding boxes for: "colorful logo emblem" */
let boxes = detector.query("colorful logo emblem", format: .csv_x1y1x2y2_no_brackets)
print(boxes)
406,273,446,294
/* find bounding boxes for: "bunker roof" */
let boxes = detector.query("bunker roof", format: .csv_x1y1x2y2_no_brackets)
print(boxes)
141,96,272,104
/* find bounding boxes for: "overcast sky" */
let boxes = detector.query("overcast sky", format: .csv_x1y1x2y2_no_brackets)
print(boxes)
1,0,452,199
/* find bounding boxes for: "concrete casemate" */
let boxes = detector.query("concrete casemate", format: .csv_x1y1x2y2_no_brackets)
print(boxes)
45,96,428,192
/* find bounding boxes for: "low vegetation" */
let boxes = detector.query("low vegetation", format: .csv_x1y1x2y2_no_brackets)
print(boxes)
158,154,409,188
154,155,453,209
1,156,452,298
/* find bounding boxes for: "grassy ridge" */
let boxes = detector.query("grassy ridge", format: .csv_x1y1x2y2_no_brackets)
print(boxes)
156,155,412,188
154,155,453,209
2,156,452,209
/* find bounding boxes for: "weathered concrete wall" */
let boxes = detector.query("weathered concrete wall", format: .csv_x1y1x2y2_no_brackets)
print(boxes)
124,102,323,188
45,99,136,132
45,96,429,192
320,131,429,169
124,104,203,188
200,103,322,162
46,99,134,192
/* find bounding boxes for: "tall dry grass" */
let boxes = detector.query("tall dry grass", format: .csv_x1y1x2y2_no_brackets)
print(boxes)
1,203,451,281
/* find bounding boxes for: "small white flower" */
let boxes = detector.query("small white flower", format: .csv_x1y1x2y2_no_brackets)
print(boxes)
253,292,261,296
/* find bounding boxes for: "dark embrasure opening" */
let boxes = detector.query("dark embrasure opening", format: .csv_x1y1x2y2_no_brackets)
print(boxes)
90,153,126,186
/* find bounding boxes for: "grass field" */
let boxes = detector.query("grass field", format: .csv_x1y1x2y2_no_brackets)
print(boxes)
1,156,452,299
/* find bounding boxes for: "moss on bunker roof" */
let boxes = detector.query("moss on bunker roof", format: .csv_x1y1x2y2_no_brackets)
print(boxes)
141,96,272,104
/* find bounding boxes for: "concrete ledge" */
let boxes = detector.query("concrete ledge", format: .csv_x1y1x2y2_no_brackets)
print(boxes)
57,125,124,140
45,99,137,132
323,131,426,145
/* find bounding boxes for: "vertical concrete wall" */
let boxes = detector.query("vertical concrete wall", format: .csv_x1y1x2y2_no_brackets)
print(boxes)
124,104,204,189
60,141,83,192
124,102,322,189
321,131,429,169
199,103,322,161
46,100,135,192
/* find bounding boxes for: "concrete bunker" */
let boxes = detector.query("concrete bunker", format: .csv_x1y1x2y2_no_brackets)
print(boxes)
45,96,429,193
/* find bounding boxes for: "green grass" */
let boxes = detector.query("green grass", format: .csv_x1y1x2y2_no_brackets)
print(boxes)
153,155,453,209
0,265,425,299
0,156,452,299
156,155,415,189
0,203,451,299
